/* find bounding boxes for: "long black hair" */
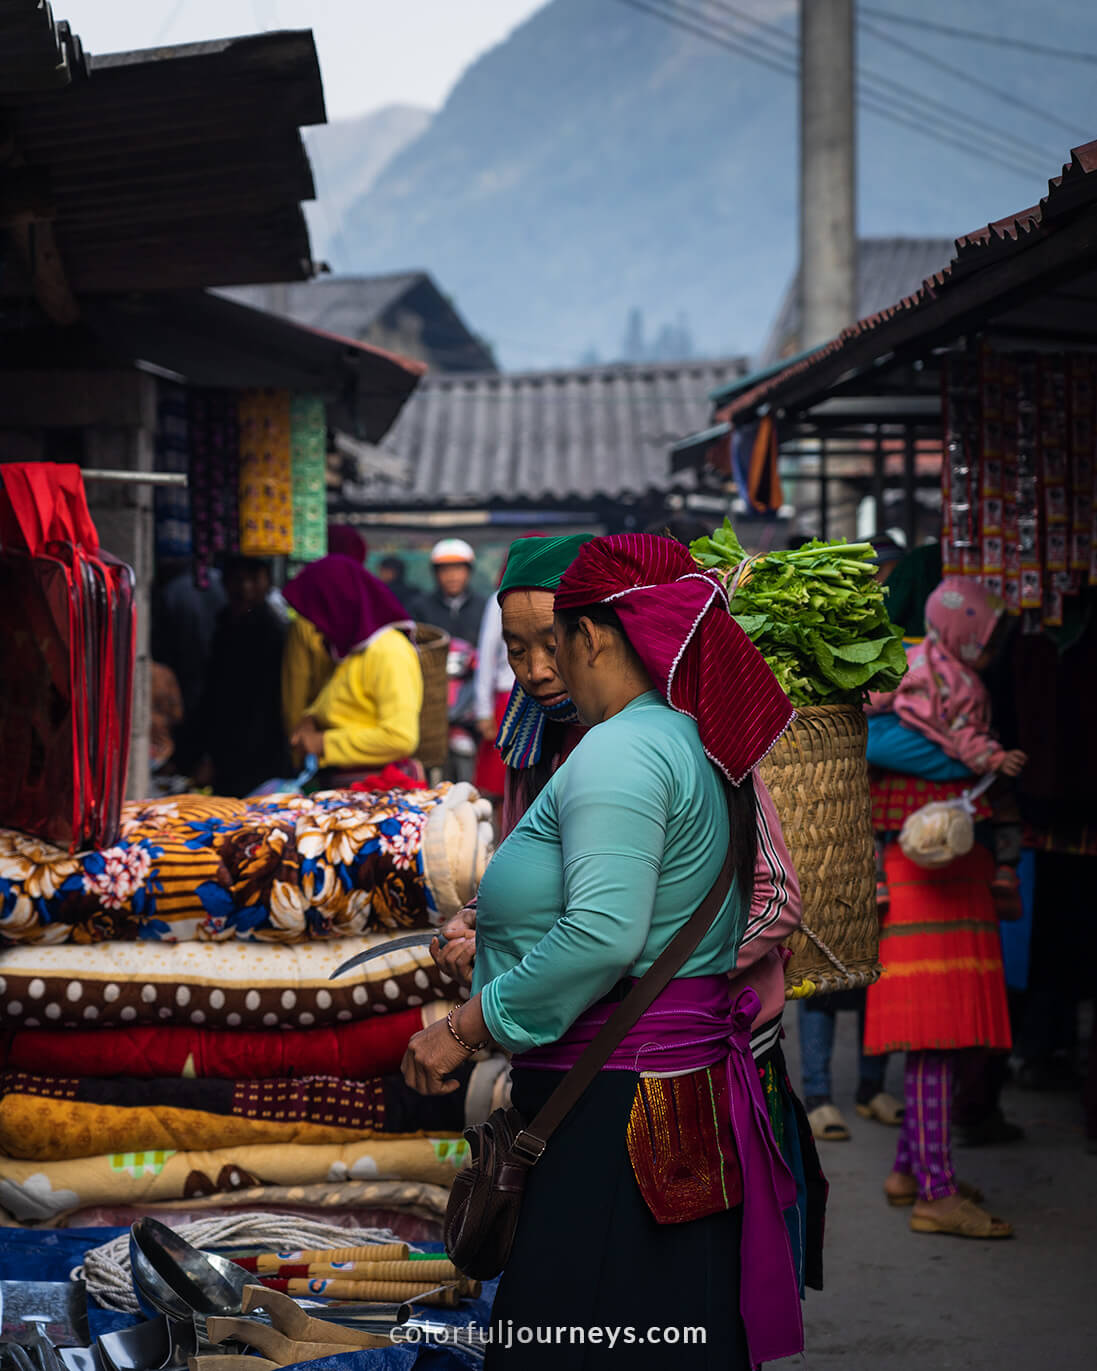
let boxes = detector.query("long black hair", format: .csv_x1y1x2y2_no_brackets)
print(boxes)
555,601,758,911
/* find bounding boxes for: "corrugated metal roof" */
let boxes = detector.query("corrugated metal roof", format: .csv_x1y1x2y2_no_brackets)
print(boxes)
758,237,958,369
720,139,1097,428
221,274,498,373
347,357,748,508
0,31,325,296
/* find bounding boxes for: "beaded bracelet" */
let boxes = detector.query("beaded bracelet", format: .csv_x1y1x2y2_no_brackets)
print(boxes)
446,1005,488,1054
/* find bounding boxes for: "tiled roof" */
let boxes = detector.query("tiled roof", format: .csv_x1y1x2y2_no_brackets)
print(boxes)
221,274,497,373
758,237,957,367
345,356,749,508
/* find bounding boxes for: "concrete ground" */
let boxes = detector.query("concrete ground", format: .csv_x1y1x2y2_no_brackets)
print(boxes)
783,1009,1097,1371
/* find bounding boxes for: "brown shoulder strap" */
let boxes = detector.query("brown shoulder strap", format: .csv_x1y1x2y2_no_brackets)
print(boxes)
507,785,735,1166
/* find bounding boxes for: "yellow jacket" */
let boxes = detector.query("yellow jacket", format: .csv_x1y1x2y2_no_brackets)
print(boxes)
309,628,423,769
282,615,334,741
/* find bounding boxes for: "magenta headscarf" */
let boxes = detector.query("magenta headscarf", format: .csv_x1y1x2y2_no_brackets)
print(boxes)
284,555,411,661
327,524,368,564
555,534,794,785
894,576,1003,731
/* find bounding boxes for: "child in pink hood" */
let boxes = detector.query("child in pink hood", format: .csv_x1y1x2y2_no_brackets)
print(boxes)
871,577,1026,778
869,576,1027,905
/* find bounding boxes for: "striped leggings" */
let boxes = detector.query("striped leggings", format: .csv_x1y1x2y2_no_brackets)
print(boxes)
894,1051,957,1202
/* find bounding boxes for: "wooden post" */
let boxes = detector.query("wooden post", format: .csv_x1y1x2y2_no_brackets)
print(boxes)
800,0,856,350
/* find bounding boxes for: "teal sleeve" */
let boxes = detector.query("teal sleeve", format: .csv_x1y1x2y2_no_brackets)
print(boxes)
480,729,670,1054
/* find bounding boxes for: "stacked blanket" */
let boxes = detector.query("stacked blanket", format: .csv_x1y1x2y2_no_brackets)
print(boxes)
0,784,495,1228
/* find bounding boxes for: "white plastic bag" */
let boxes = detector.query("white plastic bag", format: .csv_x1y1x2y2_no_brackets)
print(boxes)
899,772,995,870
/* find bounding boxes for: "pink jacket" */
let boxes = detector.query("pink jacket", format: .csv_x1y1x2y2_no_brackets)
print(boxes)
868,576,1006,774
730,776,802,1054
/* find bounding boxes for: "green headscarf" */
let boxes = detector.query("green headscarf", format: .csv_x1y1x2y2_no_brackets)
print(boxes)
496,533,594,603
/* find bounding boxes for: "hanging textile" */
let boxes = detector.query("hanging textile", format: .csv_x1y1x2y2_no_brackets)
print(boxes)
238,389,293,558
0,464,134,851
188,389,240,588
290,393,328,563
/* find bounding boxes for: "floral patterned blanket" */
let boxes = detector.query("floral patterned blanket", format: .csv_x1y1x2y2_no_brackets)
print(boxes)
0,785,492,946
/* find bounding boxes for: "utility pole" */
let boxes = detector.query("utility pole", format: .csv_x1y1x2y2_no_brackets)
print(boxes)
800,0,856,350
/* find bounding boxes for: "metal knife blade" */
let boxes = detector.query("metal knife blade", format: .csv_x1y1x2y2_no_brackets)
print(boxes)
328,931,443,980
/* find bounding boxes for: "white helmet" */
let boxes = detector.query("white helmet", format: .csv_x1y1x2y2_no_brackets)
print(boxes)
431,537,475,566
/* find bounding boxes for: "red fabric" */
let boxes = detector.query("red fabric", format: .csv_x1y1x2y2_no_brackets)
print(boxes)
0,1006,434,1080
349,764,426,793
0,464,132,850
870,772,993,833
473,689,510,796
864,843,1011,1054
555,533,793,784
0,462,98,554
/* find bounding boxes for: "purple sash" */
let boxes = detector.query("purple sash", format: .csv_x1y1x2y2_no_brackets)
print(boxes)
514,976,804,1367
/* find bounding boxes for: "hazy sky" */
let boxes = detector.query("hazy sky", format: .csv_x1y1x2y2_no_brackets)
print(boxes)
61,0,548,121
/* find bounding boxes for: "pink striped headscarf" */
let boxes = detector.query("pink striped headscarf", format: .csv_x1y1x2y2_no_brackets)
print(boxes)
555,534,794,784
894,575,1003,733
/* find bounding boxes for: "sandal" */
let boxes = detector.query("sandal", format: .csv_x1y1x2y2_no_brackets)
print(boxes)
856,1091,904,1126
808,1102,851,1142
909,1196,1013,1238
885,1177,984,1207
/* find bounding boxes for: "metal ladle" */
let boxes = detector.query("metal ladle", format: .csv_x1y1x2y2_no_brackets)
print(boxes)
128,1221,413,1335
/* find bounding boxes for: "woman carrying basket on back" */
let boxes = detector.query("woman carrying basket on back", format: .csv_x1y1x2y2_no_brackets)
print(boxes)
402,534,809,1368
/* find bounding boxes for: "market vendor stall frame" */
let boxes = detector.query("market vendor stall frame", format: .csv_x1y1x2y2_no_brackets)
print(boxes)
674,140,1097,541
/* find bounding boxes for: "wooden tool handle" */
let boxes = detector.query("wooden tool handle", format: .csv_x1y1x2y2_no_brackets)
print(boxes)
249,1243,408,1271
282,1278,469,1306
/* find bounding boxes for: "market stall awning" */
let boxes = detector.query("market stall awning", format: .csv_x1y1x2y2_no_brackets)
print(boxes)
0,30,325,298
0,291,426,442
717,139,1097,428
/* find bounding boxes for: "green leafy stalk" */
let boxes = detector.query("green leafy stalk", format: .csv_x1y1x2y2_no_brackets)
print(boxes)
689,519,908,707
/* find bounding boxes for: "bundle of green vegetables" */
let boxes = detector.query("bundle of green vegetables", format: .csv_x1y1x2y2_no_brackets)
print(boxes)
690,519,907,706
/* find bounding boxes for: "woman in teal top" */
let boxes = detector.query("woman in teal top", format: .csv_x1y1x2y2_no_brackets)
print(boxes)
402,534,802,1369
472,690,743,1053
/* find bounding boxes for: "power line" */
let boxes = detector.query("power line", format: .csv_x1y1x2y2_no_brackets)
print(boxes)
152,0,186,45
700,0,1060,167
860,7,1097,65
614,0,799,80
613,0,1055,180
858,15,1089,141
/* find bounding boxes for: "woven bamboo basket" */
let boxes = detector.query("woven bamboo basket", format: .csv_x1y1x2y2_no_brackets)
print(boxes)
758,704,882,998
413,624,451,771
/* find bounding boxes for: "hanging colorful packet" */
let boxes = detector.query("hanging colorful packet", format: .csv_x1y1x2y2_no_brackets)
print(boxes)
239,389,293,557
290,393,328,563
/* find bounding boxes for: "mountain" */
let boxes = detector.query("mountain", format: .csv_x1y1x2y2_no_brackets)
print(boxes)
303,105,432,267
329,0,1097,370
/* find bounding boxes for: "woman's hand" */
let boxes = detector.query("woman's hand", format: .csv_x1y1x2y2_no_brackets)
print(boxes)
402,1017,471,1095
291,716,326,758
997,749,1028,778
431,905,477,986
